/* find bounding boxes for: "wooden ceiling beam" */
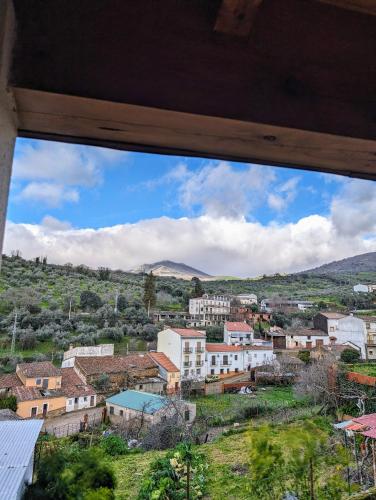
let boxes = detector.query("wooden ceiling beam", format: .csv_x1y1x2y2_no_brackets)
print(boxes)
317,0,376,15
214,0,264,36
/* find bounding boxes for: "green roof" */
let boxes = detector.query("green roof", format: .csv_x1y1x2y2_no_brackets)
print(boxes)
106,390,168,414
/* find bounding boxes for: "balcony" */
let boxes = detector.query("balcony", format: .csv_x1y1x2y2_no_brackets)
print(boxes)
195,347,204,353
183,361,192,368
183,347,193,354
195,360,204,367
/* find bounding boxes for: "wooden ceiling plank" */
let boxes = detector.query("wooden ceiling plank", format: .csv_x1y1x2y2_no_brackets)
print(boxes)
214,0,264,36
317,0,376,15
13,88,376,180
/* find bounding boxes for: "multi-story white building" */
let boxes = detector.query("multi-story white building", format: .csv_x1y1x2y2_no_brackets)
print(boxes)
62,344,114,368
205,343,275,375
189,294,230,326
157,328,206,380
236,293,257,305
313,312,367,358
360,316,376,360
284,329,330,350
224,321,253,345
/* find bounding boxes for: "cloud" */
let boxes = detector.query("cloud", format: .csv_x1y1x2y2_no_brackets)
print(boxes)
41,215,72,231
12,139,128,206
330,179,376,237
4,211,376,277
267,176,300,212
17,182,79,207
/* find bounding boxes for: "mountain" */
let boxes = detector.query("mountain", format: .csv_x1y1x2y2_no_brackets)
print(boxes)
302,252,376,275
129,260,211,280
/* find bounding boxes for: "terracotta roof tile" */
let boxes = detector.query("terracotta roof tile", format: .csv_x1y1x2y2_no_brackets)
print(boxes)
17,362,61,378
206,343,243,352
318,312,346,319
61,368,96,398
75,354,156,376
149,352,179,372
0,373,22,389
171,328,206,338
225,322,252,332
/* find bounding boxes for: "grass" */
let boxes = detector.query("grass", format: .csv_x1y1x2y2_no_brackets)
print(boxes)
191,386,305,425
349,363,376,377
113,416,343,500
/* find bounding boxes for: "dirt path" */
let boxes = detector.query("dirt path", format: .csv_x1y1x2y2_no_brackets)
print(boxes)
42,407,104,437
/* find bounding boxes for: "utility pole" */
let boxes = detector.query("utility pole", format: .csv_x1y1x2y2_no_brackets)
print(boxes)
114,291,119,314
11,310,17,355
68,298,72,320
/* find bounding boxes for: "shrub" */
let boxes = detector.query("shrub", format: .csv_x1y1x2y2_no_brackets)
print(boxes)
101,435,128,456
0,394,17,411
341,348,361,363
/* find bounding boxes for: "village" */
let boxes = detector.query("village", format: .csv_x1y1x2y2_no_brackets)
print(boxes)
2,286,376,498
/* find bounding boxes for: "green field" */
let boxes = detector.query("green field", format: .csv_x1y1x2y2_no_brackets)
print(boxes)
349,363,376,377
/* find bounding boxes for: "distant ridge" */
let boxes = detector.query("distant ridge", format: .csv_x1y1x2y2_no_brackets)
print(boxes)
129,260,211,280
301,252,376,275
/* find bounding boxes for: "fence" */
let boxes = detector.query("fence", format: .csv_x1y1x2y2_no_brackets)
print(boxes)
43,412,104,438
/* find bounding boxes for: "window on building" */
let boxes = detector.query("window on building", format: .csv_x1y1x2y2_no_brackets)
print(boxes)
31,407,37,417
211,369,214,375
196,369,200,375
184,409,190,421
220,369,224,374
254,353,257,358
184,370,189,376
370,351,373,355
74,397,78,404
36,378,41,385
120,410,124,416
235,368,239,373
84,397,87,402
139,384,143,390
234,355,238,360
109,406,114,415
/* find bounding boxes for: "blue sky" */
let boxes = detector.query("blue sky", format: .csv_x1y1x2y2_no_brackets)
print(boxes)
4,138,376,277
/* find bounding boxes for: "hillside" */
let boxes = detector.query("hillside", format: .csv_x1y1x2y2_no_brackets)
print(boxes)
129,260,211,280
302,252,376,275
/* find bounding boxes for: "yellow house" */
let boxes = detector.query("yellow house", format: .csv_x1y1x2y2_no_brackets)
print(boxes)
16,361,62,390
148,352,180,394
11,385,66,419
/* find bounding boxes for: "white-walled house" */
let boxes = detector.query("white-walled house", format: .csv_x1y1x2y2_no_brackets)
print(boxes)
354,283,369,293
205,343,275,375
206,344,244,376
157,328,206,380
313,312,367,358
285,329,330,350
61,368,97,412
236,293,257,305
224,321,253,345
188,294,230,326
62,344,114,368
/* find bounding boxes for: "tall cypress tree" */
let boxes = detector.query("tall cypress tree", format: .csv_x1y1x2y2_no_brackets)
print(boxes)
191,276,204,298
143,271,156,311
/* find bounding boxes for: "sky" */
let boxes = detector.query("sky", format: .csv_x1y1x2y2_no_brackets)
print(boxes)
3,137,376,278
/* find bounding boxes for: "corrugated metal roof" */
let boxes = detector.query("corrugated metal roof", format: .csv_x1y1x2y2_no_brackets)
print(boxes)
0,419,43,500
106,390,168,414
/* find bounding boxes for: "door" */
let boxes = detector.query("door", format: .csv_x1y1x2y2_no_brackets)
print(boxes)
42,403,48,416
306,341,312,349
90,395,95,406
42,378,49,389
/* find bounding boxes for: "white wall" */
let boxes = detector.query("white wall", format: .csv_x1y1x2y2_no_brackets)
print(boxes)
224,325,253,345
335,316,367,358
206,350,244,375
243,348,275,369
62,344,114,367
286,335,330,349
66,394,96,412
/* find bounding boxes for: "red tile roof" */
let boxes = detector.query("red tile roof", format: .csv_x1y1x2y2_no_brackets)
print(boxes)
61,368,96,398
149,352,179,373
75,354,156,376
318,312,346,319
243,345,274,351
171,328,206,338
17,361,61,378
206,343,243,352
11,386,43,402
0,373,22,389
225,322,251,332
287,328,328,337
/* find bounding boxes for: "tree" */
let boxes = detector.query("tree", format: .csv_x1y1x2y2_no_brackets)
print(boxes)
0,394,17,412
80,291,102,311
297,350,311,364
117,294,128,312
98,267,111,281
341,348,361,364
191,277,204,298
143,272,156,312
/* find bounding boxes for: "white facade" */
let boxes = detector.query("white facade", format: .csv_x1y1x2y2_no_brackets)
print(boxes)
334,316,367,359
66,393,96,412
224,322,253,345
286,333,330,349
205,345,275,375
189,294,230,326
62,344,114,368
157,328,206,381
236,293,257,305
354,283,369,293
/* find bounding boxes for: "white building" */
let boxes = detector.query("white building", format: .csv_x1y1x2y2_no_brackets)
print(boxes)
205,343,275,375
157,328,206,380
236,293,257,305
224,321,253,345
354,283,369,293
360,316,376,360
285,329,330,349
62,344,114,368
189,294,230,326
314,312,367,358
206,344,244,376
61,367,97,412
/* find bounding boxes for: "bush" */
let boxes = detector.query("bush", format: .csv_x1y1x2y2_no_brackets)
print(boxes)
341,348,361,363
0,394,17,412
101,435,128,456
